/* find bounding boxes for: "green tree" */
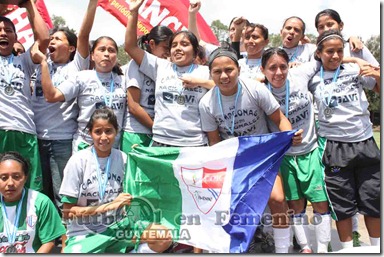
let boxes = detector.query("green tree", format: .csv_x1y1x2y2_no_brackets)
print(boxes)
210,20,228,42
117,44,130,66
268,33,282,48
363,35,380,124
50,15,76,33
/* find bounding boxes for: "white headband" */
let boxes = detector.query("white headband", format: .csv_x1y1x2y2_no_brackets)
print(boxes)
316,34,344,46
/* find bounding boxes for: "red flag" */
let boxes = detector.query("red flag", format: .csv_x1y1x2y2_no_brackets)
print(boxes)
98,0,218,45
5,0,53,49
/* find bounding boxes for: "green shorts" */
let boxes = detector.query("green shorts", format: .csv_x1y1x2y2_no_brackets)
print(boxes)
121,131,152,154
0,130,42,191
280,147,328,203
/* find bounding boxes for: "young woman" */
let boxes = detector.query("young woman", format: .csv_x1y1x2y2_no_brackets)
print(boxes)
198,46,303,253
308,30,380,250
315,9,378,66
0,151,65,253
59,107,172,253
125,0,214,147
260,47,331,253
31,0,97,215
34,36,127,152
0,0,49,192
121,25,173,153
237,23,270,82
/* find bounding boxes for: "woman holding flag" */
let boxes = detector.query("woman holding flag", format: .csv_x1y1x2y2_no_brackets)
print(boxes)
198,46,303,253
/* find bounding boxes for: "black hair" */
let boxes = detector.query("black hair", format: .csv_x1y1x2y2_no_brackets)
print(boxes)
137,25,173,53
169,31,200,58
282,16,306,35
91,36,123,75
50,27,78,61
0,151,30,177
261,47,289,69
314,29,345,61
12,41,25,56
0,16,16,35
315,9,342,30
85,107,119,133
245,23,269,40
196,45,206,63
208,45,239,71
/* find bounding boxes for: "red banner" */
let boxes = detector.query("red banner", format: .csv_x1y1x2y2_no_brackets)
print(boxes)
5,0,53,49
98,0,218,45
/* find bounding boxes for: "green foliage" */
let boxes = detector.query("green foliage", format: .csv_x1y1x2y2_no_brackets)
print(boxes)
117,44,130,66
365,35,380,63
50,15,76,33
267,33,282,48
210,20,228,42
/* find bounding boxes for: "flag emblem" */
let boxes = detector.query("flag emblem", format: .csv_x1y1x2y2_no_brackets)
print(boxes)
180,166,226,214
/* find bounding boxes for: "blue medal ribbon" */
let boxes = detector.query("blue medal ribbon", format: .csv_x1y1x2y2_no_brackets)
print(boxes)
1,188,25,245
96,72,115,107
319,65,341,107
172,63,195,95
92,147,112,201
217,82,242,135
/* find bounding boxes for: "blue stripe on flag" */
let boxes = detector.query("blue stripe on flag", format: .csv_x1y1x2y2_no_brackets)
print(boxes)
223,131,295,253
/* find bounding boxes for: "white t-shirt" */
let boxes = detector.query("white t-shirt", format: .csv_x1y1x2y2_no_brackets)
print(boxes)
60,147,127,237
140,52,210,146
238,57,264,81
309,63,376,142
57,70,127,147
0,51,37,134
123,59,155,135
267,61,320,155
282,43,316,64
31,51,89,140
199,78,279,140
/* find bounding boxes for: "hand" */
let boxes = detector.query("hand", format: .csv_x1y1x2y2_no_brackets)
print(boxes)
348,36,364,52
189,0,201,14
299,35,311,45
233,16,247,31
179,75,199,88
288,61,302,69
292,129,303,146
31,41,47,64
127,0,144,12
360,64,380,78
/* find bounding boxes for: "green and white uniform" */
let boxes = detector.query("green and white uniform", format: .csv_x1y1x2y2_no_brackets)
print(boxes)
0,188,65,253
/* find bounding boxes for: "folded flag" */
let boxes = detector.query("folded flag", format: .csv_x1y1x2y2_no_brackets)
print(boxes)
124,131,295,253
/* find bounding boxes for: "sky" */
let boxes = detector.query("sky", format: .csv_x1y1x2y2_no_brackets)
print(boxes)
43,0,381,46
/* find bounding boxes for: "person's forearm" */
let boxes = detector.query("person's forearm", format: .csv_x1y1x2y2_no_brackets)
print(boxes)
24,0,49,53
36,241,55,253
77,0,98,58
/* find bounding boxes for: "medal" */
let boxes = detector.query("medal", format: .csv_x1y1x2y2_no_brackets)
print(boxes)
4,85,14,96
176,95,185,105
6,244,17,253
324,107,333,118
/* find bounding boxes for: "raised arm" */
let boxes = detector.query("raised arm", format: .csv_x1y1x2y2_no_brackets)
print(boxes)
124,0,145,66
77,0,98,59
31,42,65,102
21,0,49,55
188,0,201,42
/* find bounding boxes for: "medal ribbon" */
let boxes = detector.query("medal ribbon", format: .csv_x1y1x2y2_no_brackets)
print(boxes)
92,147,112,201
96,72,115,107
268,80,290,118
217,82,242,135
173,63,195,96
1,188,25,245
289,47,298,62
2,54,15,85
319,65,341,107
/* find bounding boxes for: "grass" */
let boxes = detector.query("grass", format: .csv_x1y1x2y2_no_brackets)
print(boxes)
373,131,380,149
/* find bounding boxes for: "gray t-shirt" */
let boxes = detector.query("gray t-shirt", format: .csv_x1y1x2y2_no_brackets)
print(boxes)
309,63,376,142
57,70,127,146
267,61,319,155
238,57,264,81
123,59,155,134
343,42,379,66
0,51,37,134
282,43,316,63
31,51,89,140
60,147,127,236
140,52,209,146
199,78,279,140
